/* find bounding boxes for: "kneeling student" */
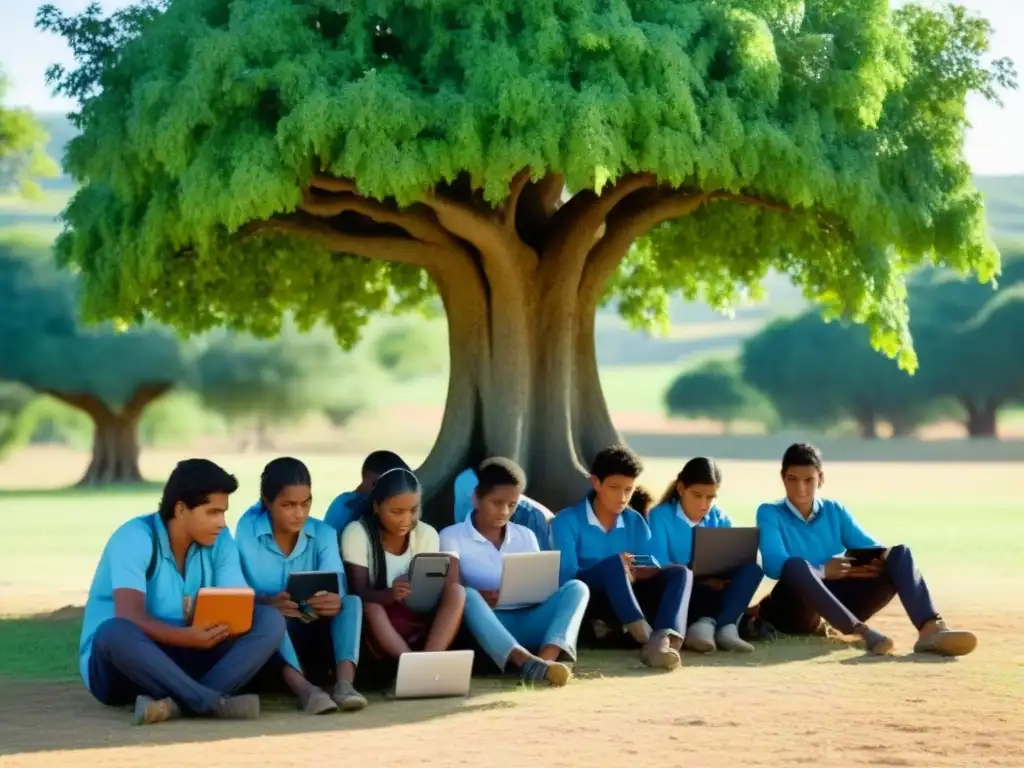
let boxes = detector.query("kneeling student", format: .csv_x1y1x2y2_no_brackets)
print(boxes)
79,459,285,725
440,458,587,686
551,445,691,671
236,457,366,715
647,458,762,653
342,468,466,658
753,443,977,656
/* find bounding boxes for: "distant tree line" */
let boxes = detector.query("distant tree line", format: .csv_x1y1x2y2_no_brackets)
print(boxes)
666,247,1024,439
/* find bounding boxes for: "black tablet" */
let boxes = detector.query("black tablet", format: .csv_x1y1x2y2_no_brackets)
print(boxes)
286,570,340,604
845,547,888,566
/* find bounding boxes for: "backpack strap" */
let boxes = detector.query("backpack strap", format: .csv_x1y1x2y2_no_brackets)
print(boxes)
145,514,159,582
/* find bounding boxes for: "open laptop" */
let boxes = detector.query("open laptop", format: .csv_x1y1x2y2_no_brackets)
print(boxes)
690,527,760,578
496,551,560,608
394,650,474,699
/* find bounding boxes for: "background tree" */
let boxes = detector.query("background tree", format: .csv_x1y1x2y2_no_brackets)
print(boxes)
39,0,1015,511
664,359,775,432
373,321,447,382
0,239,187,484
0,383,37,459
0,69,57,196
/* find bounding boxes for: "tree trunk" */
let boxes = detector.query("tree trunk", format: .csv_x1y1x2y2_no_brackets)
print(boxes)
963,400,999,438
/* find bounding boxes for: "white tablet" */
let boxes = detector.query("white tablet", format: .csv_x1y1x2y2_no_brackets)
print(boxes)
496,551,560,608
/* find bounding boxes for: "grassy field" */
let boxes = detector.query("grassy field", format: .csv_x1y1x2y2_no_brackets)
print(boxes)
0,449,1021,766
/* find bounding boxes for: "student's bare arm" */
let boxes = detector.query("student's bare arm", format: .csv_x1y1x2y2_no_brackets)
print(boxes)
344,563,396,605
113,588,192,645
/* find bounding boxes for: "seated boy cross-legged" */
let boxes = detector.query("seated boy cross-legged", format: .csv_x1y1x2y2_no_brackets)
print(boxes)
441,458,589,686
80,459,286,725
753,443,977,657
551,446,692,671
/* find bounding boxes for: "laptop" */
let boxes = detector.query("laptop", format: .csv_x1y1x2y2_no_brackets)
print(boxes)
496,551,560,608
394,650,474,699
690,527,760,578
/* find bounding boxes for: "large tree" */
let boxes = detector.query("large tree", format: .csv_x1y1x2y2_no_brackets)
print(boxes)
39,0,1015,511
0,239,187,484
664,359,774,432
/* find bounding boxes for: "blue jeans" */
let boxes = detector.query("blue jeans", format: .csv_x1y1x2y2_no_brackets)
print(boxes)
688,562,764,627
578,556,692,637
463,581,590,669
87,605,286,714
270,595,362,685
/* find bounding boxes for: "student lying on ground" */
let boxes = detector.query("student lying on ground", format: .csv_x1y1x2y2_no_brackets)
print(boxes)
236,457,366,715
453,465,554,549
751,442,977,656
79,459,285,725
341,468,465,658
440,458,587,687
629,486,655,519
323,450,409,534
551,445,691,671
647,458,761,653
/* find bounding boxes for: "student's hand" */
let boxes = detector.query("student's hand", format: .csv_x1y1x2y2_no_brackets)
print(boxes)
391,577,413,602
702,577,727,590
307,590,341,617
823,557,854,580
480,590,500,608
846,561,882,579
270,591,303,618
180,623,230,649
619,553,635,580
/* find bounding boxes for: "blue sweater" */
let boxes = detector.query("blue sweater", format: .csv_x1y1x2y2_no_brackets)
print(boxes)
323,491,365,534
647,500,732,567
550,497,652,583
756,498,881,579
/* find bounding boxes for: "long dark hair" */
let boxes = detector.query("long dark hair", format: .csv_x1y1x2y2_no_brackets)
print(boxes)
658,457,723,506
259,457,312,513
360,467,421,589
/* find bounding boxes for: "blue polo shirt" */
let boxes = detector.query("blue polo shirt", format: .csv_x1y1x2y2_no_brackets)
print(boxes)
452,468,554,549
647,500,733,567
323,491,365,534
550,496,652,583
78,514,247,691
235,504,348,671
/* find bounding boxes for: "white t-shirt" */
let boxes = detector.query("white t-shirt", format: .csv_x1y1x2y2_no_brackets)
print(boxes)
341,520,440,587
438,516,539,592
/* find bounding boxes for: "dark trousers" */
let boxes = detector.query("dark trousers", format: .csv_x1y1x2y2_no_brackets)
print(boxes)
87,605,285,714
758,545,941,635
259,618,336,690
578,556,692,636
689,562,764,627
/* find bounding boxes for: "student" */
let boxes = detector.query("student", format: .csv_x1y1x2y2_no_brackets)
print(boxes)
323,450,409,533
453,465,555,549
440,458,587,686
753,442,977,656
236,457,367,715
79,459,285,725
647,458,762,653
341,467,465,658
551,445,691,671
629,486,655,519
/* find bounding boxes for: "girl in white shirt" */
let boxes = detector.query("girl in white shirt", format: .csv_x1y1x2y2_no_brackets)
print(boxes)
341,468,465,659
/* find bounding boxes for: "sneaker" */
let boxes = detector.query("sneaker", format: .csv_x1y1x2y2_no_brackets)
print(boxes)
913,628,977,657
864,628,895,656
715,623,755,653
625,619,653,645
520,658,573,687
640,630,681,671
332,679,369,711
683,618,717,653
213,694,261,720
739,615,778,642
133,696,181,726
300,686,339,715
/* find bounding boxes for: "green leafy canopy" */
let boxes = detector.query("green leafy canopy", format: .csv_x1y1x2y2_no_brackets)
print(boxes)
0,70,58,196
39,0,1016,367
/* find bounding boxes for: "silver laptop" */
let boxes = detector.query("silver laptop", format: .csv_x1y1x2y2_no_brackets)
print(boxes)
496,551,560,608
690,527,760,578
394,650,474,699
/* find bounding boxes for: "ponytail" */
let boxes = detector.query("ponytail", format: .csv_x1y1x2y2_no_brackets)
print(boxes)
659,457,723,506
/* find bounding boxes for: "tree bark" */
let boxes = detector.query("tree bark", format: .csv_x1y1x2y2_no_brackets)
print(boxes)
963,400,999,438
41,384,171,485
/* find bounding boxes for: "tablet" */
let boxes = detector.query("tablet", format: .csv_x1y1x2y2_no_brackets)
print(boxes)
286,571,340,604
404,553,452,614
190,587,255,635
496,551,560,608
631,554,661,569
690,527,760,579
845,546,888,566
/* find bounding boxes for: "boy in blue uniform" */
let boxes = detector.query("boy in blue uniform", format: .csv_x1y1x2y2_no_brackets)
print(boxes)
323,450,409,533
753,443,977,656
79,459,285,724
551,446,691,670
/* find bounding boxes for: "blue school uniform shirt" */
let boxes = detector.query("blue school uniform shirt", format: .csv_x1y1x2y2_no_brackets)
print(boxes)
323,490,365,534
550,496,652,583
647,500,733,567
452,468,554,550
756,498,881,580
78,514,247,692
235,503,348,671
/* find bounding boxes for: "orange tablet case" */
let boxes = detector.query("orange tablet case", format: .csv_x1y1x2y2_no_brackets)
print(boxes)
190,587,255,635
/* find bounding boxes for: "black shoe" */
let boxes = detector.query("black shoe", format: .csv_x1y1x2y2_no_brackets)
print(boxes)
739,615,778,642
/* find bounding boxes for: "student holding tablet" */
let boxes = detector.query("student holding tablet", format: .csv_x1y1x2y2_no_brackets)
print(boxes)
323,450,410,533
440,458,588,686
236,458,367,715
752,443,977,657
342,468,465,659
647,458,763,653
78,459,285,725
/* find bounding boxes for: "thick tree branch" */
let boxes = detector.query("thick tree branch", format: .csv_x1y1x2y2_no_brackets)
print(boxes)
123,382,173,417
502,168,533,232
299,190,456,247
308,175,358,194
38,389,114,420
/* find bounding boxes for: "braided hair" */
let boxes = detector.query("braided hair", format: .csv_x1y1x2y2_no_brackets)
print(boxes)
359,467,421,589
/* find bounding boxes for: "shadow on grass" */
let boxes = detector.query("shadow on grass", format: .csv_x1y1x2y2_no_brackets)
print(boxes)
838,653,960,667
0,482,164,501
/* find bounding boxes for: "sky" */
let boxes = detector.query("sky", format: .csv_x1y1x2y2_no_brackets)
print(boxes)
1,0,1020,175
